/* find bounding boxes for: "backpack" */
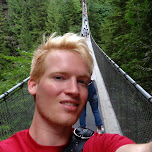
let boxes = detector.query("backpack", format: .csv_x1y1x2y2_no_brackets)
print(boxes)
63,127,94,152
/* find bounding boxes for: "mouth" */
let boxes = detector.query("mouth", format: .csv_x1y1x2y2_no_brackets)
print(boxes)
60,100,79,112
62,102,78,106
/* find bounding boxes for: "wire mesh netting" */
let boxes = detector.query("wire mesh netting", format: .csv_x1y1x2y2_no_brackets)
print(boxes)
0,82,34,141
90,35,152,143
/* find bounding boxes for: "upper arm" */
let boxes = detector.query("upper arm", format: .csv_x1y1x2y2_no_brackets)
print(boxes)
116,142,152,152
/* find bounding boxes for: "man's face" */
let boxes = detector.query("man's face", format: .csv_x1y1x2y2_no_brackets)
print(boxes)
29,50,90,126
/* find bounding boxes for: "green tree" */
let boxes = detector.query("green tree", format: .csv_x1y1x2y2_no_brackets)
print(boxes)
0,3,11,80
123,0,152,93
45,0,61,35
87,0,106,43
7,0,23,50
87,0,152,94
0,5,6,54
0,49,32,94
59,0,82,34
28,0,47,48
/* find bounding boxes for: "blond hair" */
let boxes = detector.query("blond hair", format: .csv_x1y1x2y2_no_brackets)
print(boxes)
30,32,94,82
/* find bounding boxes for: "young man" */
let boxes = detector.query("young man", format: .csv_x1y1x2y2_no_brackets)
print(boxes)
0,33,151,152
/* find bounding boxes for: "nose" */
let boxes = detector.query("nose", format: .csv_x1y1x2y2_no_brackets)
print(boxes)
64,78,79,97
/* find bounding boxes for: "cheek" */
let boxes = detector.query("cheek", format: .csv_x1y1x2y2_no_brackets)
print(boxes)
38,82,61,98
81,88,88,103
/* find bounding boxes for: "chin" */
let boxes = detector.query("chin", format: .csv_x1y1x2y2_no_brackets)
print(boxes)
56,113,79,126
63,117,78,127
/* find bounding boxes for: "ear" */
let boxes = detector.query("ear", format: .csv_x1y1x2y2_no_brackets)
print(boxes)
28,78,37,95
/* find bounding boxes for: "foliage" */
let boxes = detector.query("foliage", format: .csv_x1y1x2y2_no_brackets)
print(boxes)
88,0,152,94
0,0,81,95
0,0,151,95
45,0,61,35
59,0,82,34
0,49,32,94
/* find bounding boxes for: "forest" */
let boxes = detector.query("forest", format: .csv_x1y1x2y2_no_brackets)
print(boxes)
0,0,152,95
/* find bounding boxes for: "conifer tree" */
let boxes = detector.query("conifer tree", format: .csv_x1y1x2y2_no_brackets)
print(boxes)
0,5,6,54
59,0,81,34
45,0,61,35
28,0,47,47
7,0,22,48
0,3,10,73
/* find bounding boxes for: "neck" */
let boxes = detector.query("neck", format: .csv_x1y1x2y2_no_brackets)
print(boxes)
29,111,72,146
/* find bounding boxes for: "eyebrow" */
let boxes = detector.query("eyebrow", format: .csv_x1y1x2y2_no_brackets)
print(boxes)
50,71,90,79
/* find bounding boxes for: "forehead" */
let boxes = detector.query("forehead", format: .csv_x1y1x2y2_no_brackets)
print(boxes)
44,49,90,76
45,49,85,64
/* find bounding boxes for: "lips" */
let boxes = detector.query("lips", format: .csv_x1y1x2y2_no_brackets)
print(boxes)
62,102,78,106
60,100,79,111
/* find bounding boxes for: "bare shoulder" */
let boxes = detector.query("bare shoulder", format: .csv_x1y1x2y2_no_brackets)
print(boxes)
116,142,152,152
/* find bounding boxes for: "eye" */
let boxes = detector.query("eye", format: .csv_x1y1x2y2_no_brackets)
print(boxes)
78,80,88,87
55,76,63,80
79,80,86,84
53,75,65,80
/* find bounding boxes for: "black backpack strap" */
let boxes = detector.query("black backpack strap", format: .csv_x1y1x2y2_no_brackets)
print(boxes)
63,127,94,152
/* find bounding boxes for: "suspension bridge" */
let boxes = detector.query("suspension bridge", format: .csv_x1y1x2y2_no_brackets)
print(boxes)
0,1,152,143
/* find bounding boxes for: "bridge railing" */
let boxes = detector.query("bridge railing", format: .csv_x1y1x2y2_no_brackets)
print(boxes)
0,77,34,140
90,34,152,143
